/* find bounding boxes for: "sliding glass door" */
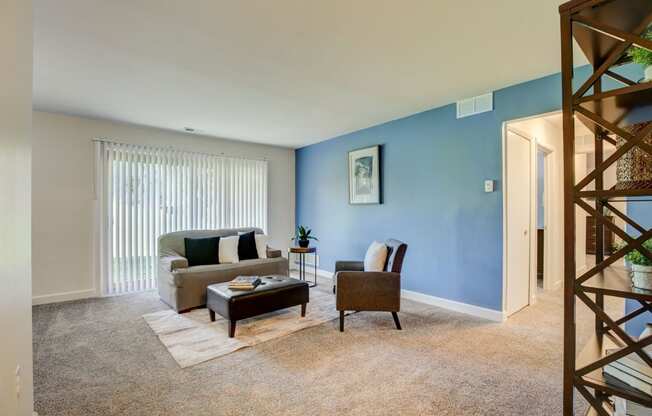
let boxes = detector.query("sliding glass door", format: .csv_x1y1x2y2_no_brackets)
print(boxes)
95,141,268,295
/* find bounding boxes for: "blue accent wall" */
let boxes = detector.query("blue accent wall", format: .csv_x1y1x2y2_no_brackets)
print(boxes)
296,65,645,312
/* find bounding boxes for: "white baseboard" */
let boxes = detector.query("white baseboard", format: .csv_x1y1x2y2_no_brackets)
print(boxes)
401,289,505,322
33,272,502,323
315,268,333,279
290,265,333,279
32,288,97,305
313,269,503,322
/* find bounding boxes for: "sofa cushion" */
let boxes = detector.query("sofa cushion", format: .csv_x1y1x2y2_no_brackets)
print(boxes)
255,234,268,259
184,236,220,267
218,235,239,264
238,230,259,261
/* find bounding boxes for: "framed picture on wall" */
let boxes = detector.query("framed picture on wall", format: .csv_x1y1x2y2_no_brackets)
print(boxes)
348,145,381,204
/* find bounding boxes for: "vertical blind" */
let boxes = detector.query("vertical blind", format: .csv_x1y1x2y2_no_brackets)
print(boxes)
95,140,268,295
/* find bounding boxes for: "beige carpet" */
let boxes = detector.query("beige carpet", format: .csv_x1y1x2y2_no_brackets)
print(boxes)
33,276,623,415
143,288,342,367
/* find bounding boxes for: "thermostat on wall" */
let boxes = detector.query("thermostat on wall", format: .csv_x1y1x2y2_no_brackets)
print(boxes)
484,180,495,193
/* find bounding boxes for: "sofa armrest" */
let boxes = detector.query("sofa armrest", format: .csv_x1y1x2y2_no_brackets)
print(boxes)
160,255,189,272
267,247,282,258
335,271,401,312
335,260,364,272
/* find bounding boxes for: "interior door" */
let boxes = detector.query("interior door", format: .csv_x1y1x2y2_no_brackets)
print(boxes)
506,130,531,316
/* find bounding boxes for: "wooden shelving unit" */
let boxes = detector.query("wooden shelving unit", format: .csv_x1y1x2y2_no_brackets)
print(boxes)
559,0,652,414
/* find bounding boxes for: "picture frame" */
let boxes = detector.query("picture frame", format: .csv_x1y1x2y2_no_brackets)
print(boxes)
348,145,381,204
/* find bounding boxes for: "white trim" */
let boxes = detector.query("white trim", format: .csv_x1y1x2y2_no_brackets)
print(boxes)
289,263,333,279
314,268,333,279
32,289,97,305
401,289,505,322
537,143,555,292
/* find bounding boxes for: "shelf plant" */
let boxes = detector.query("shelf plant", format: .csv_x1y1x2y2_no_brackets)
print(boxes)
624,239,652,290
628,27,652,82
291,225,318,248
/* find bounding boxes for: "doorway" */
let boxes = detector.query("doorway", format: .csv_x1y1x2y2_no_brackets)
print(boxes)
503,112,565,318
503,112,625,319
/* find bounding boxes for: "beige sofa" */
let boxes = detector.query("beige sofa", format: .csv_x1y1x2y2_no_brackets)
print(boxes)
158,228,289,312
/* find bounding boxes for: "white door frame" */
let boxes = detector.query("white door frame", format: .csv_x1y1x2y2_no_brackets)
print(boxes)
536,142,557,291
502,126,537,316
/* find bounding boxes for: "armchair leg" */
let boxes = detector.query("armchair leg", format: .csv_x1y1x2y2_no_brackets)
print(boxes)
339,310,344,332
391,312,402,330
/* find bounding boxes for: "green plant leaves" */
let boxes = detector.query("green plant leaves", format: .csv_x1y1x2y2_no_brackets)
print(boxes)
291,225,318,241
623,239,652,266
627,28,652,67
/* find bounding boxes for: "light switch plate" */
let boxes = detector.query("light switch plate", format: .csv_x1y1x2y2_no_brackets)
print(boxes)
484,180,495,193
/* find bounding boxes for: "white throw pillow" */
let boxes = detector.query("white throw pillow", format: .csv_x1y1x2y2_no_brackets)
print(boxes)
218,236,239,264
255,234,268,259
364,241,388,272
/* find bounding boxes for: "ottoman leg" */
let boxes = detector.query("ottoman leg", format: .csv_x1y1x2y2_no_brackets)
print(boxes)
301,303,306,317
228,320,236,338
209,309,216,322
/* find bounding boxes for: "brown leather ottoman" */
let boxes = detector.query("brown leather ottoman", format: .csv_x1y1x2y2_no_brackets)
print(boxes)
207,275,309,337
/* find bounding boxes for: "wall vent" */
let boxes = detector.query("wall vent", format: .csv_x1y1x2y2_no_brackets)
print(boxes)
456,92,494,119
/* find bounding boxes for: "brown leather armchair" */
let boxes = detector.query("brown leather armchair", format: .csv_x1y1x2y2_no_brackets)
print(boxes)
333,239,407,332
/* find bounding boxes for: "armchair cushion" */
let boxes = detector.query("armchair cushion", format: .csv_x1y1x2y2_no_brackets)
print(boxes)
363,241,388,272
335,271,400,312
385,239,407,273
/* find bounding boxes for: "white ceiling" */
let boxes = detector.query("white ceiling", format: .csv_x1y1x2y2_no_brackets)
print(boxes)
34,0,576,148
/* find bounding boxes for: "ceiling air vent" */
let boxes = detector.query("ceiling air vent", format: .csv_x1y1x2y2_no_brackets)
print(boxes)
456,92,493,119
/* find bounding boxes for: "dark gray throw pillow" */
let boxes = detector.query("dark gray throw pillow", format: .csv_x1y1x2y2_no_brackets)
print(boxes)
184,236,220,267
238,231,259,261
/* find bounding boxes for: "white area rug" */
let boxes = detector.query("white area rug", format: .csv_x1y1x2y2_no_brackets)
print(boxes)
143,288,339,368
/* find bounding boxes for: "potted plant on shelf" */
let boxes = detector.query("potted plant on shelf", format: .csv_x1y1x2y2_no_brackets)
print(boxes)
625,239,652,290
628,28,652,82
291,225,318,248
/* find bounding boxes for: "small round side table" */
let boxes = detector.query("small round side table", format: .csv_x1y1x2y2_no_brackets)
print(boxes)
289,246,317,287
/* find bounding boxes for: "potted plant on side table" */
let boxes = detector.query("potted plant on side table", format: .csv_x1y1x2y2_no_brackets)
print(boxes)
628,28,652,82
292,225,318,248
625,239,652,290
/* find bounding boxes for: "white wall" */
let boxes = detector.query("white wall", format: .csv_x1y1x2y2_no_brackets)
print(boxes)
575,153,588,272
32,111,295,304
0,0,34,414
